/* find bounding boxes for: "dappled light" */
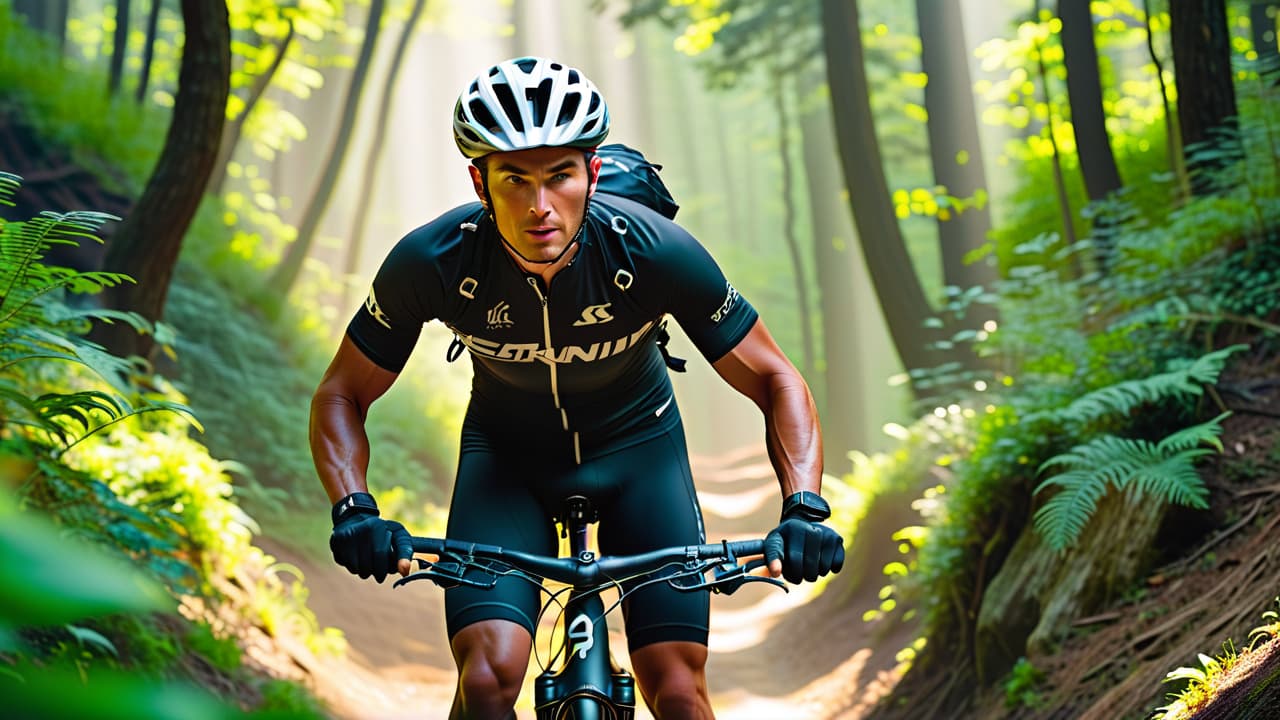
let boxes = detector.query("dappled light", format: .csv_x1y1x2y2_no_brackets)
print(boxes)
3,0,1280,718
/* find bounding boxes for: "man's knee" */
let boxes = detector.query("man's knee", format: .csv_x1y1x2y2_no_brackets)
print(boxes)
630,641,713,718
451,621,531,711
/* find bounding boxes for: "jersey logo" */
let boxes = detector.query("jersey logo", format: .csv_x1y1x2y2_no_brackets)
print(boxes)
710,283,740,324
486,300,513,329
573,303,614,326
365,288,392,329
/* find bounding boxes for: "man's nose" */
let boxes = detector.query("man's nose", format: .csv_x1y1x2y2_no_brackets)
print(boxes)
529,183,551,215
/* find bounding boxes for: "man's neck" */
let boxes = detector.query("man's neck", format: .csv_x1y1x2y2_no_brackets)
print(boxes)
506,241,580,286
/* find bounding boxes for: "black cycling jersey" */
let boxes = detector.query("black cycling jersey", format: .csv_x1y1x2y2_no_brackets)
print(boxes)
346,193,759,462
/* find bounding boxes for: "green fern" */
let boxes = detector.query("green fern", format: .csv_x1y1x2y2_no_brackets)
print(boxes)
1030,345,1247,427
1033,413,1227,552
0,172,198,451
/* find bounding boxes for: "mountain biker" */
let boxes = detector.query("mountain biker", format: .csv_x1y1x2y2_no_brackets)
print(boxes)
310,56,844,719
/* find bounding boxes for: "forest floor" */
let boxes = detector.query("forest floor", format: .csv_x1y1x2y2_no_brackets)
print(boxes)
256,444,918,719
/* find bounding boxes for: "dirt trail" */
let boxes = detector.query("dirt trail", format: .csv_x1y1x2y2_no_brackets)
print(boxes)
263,445,910,719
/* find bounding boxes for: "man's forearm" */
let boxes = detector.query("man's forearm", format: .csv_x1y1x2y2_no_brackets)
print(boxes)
310,390,374,504
762,377,823,498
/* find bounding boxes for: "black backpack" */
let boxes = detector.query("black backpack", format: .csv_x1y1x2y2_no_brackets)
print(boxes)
594,143,680,220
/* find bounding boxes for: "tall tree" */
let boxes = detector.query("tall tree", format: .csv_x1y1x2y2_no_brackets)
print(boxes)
772,65,816,380
915,0,996,297
799,75,869,461
108,0,133,97
821,0,945,383
269,0,387,297
343,0,429,305
1169,0,1239,195
208,19,296,195
99,0,231,360
1252,1,1280,69
12,0,70,51
1058,0,1122,269
136,0,164,104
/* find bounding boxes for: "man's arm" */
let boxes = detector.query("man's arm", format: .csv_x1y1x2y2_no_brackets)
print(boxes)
310,335,399,503
710,318,823,497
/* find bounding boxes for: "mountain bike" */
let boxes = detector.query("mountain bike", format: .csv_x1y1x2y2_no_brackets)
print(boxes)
394,494,786,719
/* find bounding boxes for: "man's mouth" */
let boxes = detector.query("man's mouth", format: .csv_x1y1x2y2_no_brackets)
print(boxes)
527,227,557,239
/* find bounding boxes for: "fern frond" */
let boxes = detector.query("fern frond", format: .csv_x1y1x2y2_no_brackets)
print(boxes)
1034,414,1227,552
0,171,19,207
1044,345,1247,425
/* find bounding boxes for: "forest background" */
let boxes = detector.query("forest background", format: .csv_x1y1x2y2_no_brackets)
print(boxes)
2,0,1279,718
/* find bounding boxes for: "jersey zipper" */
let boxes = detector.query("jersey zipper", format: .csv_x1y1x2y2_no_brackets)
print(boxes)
526,276,581,464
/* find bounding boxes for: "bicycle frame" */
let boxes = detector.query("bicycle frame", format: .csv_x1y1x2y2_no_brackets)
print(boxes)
398,494,779,718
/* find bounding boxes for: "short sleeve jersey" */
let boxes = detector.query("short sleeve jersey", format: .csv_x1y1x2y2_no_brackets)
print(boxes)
346,193,759,461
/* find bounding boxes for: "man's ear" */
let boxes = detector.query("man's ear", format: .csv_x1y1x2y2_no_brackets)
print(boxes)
468,164,487,208
587,154,603,197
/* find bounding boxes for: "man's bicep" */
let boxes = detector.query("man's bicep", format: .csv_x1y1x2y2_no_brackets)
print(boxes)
710,320,798,408
317,336,400,412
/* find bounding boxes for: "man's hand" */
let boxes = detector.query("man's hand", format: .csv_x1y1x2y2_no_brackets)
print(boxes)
765,518,844,584
329,493,413,583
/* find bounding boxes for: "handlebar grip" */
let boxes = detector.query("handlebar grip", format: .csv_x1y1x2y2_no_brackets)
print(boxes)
411,537,446,555
697,539,765,559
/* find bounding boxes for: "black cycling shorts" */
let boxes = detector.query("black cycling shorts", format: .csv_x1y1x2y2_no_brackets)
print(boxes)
443,420,708,651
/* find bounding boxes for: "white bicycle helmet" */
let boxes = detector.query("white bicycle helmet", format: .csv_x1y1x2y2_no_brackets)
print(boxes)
453,56,611,159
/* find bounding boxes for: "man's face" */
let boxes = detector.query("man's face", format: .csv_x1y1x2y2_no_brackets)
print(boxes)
470,146,601,264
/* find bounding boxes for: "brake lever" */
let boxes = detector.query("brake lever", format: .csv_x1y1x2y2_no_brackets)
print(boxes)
667,558,788,595
392,559,498,590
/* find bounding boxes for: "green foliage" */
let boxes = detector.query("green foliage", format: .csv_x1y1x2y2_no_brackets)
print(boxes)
0,172,199,453
1003,656,1047,710
1033,413,1227,552
186,621,243,673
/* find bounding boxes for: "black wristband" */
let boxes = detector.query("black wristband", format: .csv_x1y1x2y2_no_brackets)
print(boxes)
332,492,379,525
780,491,831,523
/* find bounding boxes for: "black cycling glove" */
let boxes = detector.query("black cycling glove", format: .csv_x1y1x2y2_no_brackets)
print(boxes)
329,492,413,583
764,491,845,584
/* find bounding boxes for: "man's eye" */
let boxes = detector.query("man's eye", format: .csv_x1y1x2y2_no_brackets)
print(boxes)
505,175,526,185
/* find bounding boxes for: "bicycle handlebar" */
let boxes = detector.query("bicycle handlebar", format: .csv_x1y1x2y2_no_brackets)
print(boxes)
410,536,767,588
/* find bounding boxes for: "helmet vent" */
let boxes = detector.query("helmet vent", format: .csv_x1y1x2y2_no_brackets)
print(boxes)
568,70,579,84
492,82,524,132
588,93,600,113
528,78,553,126
557,92,580,126
515,57,538,73
468,100,499,134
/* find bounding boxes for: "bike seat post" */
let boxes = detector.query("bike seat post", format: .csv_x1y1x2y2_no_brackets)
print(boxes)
560,495,598,558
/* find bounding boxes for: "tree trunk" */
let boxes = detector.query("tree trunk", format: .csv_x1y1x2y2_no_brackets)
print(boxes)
799,79,869,463
1170,0,1239,195
268,0,385,299
136,0,163,104
1252,2,1280,70
1143,0,1190,201
1059,0,1124,272
343,0,428,308
108,0,133,97
820,0,944,386
208,20,296,195
99,0,230,361
1032,0,1082,279
13,0,70,51
915,0,997,299
974,489,1168,685
772,67,816,380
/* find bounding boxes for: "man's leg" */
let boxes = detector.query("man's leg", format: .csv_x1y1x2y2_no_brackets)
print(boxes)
630,641,715,719
591,422,715,718
448,619,532,720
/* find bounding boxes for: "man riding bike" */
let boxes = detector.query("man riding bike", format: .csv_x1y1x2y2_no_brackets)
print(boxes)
310,56,844,719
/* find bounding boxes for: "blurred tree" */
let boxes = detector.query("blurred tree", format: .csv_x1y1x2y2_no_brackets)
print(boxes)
108,0,132,97
1169,0,1239,195
12,0,70,52
916,0,996,299
822,0,947,386
344,0,430,307
98,0,231,360
1058,0,1122,271
1252,1,1279,68
271,0,386,298
135,0,163,103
